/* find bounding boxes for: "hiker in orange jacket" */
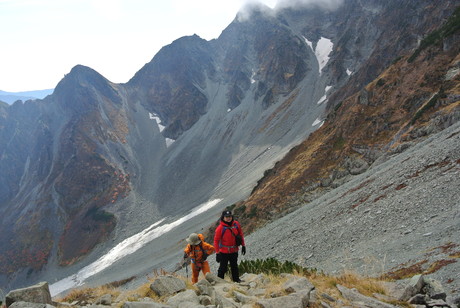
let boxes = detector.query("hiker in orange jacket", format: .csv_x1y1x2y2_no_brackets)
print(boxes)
214,210,246,282
183,233,215,283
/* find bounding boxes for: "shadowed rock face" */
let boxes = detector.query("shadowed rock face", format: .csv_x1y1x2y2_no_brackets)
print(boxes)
0,0,458,290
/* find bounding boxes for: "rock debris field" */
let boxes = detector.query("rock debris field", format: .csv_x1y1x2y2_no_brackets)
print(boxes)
243,121,460,296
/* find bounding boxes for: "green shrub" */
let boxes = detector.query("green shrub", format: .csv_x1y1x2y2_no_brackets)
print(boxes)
239,257,317,276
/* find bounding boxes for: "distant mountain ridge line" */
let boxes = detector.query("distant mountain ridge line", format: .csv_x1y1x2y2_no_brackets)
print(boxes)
0,89,54,104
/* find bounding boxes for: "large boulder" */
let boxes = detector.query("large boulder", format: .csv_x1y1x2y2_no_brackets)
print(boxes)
9,302,55,308
165,289,200,308
283,276,315,294
122,302,171,308
256,294,307,308
149,276,186,297
337,284,397,308
399,274,425,301
6,282,53,307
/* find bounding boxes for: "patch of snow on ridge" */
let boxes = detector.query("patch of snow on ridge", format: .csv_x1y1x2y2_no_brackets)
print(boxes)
347,68,352,76
303,36,313,51
315,37,333,74
317,85,332,105
251,69,256,84
312,118,323,126
317,94,327,105
166,138,175,147
50,199,222,296
149,112,165,132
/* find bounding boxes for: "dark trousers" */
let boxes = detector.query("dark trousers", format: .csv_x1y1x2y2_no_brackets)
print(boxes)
217,252,240,282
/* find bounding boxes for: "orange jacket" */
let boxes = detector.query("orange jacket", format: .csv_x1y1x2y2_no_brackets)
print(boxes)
184,234,215,264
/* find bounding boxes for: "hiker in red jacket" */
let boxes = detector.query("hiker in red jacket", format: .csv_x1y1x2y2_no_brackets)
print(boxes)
213,210,246,282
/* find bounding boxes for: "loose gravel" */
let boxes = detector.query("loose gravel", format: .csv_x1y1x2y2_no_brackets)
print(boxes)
243,121,460,296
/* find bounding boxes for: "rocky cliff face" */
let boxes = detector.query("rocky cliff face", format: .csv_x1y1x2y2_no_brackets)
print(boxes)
231,3,460,233
0,0,458,292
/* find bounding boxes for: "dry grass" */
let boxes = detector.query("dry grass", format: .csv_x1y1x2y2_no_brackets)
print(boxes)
57,285,120,304
262,273,291,298
56,271,193,307
309,270,387,301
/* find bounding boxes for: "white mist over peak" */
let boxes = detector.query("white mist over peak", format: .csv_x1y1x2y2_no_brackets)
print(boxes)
237,1,276,22
275,0,344,11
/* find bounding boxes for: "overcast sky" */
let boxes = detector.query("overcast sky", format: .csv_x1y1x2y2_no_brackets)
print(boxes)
0,0,278,92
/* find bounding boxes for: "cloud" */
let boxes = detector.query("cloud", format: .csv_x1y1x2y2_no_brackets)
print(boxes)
90,0,123,20
275,0,344,11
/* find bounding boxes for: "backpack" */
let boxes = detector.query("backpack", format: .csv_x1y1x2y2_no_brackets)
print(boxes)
221,222,243,246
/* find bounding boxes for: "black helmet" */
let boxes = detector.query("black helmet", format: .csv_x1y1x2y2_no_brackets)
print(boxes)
222,210,232,217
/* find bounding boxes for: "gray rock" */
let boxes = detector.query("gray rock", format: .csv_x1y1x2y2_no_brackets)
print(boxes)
426,299,449,307
233,291,257,305
94,294,112,305
320,293,336,302
246,288,266,297
195,279,214,296
423,277,446,300
408,294,427,305
256,294,307,308
320,301,332,308
6,282,53,307
283,276,314,294
177,302,205,308
336,284,397,308
205,273,228,285
150,276,187,297
166,290,199,308
399,274,425,301
122,302,171,308
9,302,55,308
214,294,239,308
198,295,212,306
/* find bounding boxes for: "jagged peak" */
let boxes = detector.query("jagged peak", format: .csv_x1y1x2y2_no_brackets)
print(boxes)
53,64,121,106
55,64,107,88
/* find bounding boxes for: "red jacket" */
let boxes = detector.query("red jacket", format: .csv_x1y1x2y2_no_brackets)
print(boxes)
214,220,245,254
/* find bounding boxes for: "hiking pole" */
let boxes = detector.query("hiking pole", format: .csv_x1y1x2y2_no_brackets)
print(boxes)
185,263,189,278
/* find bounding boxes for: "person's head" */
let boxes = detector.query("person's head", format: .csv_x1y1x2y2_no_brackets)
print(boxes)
186,233,201,246
221,210,233,223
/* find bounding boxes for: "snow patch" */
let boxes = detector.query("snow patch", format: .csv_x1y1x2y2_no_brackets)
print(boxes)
315,37,333,74
317,94,327,105
346,68,352,76
149,112,165,132
312,118,324,128
317,85,332,105
250,69,256,84
303,36,313,51
165,138,175,147
49,199,222,296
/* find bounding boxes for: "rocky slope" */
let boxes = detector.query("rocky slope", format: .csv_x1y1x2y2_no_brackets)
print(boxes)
6,272,460,308
0,0,459,295
244,120,460,296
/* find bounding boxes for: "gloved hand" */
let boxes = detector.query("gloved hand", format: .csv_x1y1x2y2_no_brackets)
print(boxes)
216,253,221,263
202,253,208,261
241,246,246,255
183,253,188,259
